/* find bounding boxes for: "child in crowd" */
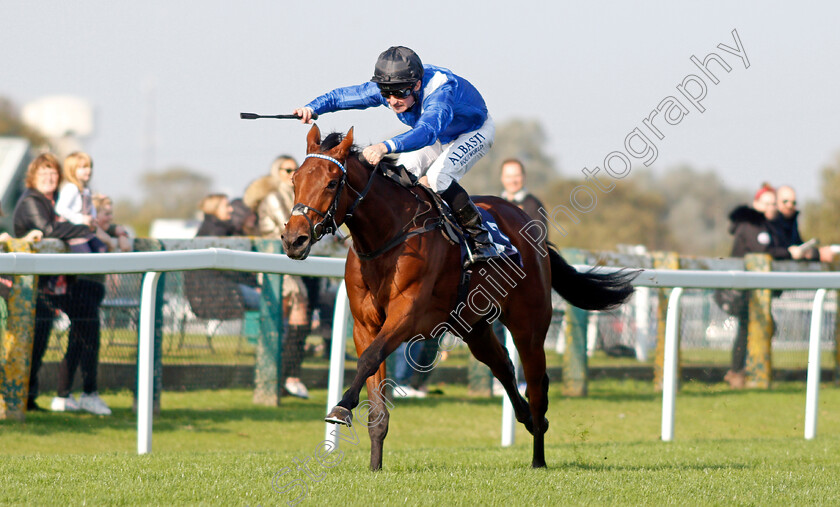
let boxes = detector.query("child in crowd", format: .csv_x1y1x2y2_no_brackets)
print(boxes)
49,151,111,415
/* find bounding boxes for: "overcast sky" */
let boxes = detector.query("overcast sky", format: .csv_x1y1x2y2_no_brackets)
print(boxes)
2,1,839,204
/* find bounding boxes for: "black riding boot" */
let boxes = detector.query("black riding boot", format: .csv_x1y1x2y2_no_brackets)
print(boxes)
454,201,501,266
440,182,499,266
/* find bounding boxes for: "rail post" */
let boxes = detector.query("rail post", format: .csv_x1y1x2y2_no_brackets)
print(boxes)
253,239,284,406
325,280,350,447
133,238,165,413
652,251,680,391
0,239,37,421
138,271,162,454
561,248,589,397
661,287,684,441
745,253,772,389
804,289,827,440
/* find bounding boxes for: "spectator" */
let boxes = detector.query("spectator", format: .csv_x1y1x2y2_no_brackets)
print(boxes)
494,158,545,394
391,342,429,398
12,153,107,413
92,194,132,252
192,193,260,309
196,194,235,236
721,183,797,389
50,152,112,415
229,198,258,236
500,158,547,226
247,156,312,399
54,151,107,254
770,185,833,262
55,152,96,227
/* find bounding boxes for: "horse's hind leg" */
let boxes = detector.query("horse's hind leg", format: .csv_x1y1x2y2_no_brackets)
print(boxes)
516,338,550,468
462,325,532,430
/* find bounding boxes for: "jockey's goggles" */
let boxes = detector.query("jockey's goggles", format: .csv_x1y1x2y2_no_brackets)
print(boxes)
378,85,413,99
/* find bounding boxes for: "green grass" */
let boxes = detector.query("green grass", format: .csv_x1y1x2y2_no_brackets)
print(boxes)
42,329,829,372
2,380,840,505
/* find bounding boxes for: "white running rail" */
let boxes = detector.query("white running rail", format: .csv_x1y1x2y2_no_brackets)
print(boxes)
2,250,837,451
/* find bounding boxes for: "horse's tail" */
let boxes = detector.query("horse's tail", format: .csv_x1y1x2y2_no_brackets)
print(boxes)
548,245,638,311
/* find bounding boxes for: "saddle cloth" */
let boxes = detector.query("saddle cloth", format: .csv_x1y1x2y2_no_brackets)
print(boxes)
460,208,523,268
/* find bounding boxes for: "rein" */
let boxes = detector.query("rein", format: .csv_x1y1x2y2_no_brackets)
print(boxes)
293,153,442,261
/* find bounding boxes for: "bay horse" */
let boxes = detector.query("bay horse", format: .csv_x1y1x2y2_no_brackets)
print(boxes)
281,124,635,470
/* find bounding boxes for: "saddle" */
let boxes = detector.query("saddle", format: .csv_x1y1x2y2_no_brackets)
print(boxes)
376,159,462,246
377,159,522,265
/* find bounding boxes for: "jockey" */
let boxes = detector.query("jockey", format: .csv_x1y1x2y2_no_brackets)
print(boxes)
294,45,500,266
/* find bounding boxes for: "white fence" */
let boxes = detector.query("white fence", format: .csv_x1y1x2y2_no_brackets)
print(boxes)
1,250,837,453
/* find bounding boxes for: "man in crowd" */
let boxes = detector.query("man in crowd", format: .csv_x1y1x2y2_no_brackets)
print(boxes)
771,185,834,261
499,158,546,226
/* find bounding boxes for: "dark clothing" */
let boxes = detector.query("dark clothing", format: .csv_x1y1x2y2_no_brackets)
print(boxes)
28,295,55,404
13,189,91,239
28,281,106,402
14,188,103,403
53,280,106,396
502,190,546,226
728,206,791,260
229,198,256,235
282,325,308,379
195,214,236,237
184,213,258,321
725,205,787,372
731,302,749,371
768,211,803,248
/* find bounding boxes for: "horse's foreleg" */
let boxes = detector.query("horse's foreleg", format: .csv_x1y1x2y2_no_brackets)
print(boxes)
325,333,400,425
364,363,390,471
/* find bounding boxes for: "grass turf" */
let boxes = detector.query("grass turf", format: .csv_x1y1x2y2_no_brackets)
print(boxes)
2,380,839,505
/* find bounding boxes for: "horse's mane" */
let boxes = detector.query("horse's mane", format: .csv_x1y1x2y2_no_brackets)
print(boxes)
321,131,418,189
321,132,375,170
320,132,350,152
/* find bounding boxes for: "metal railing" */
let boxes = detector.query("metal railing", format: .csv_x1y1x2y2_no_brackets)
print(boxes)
2,251,837,453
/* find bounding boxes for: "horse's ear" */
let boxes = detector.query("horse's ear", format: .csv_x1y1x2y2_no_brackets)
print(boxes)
306,124,322,153
333,126,354,160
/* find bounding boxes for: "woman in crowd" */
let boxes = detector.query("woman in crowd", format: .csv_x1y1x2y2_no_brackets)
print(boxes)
196,194,261,309
722,183,800,389
247,156,312,398
185,193,261,321
13,153,110,414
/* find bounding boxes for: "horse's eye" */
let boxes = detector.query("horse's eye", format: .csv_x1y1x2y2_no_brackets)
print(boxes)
326,180,338,190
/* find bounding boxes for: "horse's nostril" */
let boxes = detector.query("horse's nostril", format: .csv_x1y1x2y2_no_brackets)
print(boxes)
292,235,309,248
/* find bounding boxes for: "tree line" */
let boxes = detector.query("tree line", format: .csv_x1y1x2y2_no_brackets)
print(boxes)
2,98,837,256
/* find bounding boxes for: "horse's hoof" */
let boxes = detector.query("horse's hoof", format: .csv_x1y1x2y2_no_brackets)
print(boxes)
325,406,353,426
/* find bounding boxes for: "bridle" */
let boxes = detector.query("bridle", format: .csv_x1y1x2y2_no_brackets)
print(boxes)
291,151,446,261
291,153,376,241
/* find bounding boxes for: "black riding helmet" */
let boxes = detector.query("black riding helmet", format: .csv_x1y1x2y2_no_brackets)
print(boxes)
371,46,423,90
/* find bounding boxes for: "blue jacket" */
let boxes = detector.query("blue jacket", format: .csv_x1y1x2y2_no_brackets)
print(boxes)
305,64,488,153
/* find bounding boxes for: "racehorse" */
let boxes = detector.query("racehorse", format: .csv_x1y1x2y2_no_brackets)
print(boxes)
281,124,636,470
